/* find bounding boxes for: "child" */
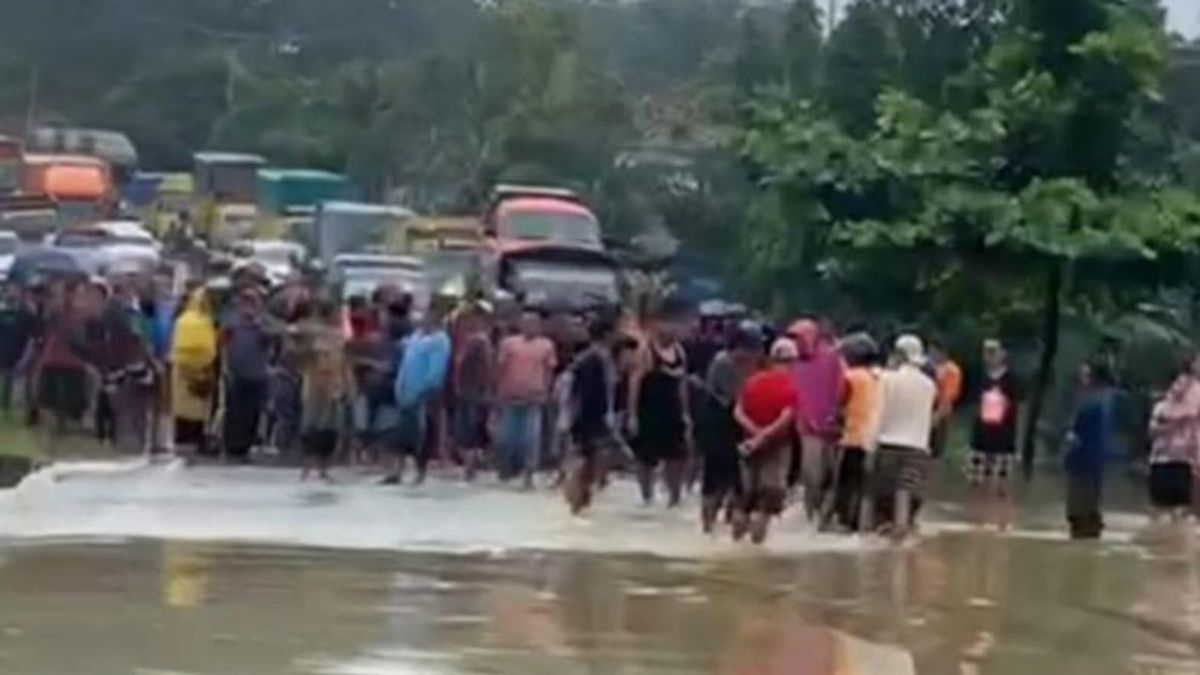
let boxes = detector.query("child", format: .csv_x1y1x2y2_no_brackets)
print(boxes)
1064,361,1117,539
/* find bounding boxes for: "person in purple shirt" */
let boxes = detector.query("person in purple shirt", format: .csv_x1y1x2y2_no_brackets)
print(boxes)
786,318,845,521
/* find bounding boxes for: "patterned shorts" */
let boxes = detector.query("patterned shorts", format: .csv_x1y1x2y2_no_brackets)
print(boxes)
968,452,1016,486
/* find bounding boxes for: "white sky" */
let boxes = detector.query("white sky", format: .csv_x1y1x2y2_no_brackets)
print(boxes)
1167,0,1197,37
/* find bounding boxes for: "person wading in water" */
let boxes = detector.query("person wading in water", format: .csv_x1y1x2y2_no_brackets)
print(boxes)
628,299,692,507
734,338,800,544
564,315,620,514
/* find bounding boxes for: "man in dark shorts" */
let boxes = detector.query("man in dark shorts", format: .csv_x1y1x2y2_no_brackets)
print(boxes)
564,315,621,514
222,290,273,461
384,308,450,486
628,300,693,507
699,325,761,533
733,338,799,545
969,338,1023,528
452,304,494,482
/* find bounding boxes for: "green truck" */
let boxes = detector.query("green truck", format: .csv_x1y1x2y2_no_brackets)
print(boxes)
256,169,350,240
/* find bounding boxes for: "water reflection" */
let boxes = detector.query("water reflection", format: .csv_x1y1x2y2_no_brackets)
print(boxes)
0,532,1198,673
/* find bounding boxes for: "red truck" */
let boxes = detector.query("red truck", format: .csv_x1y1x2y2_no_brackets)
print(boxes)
480,185,618,311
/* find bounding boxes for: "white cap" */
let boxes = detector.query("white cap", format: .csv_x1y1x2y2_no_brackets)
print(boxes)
770,338,799,361
894,334,926,365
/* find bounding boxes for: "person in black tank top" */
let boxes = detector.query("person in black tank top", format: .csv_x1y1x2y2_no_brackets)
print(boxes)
628,300,693,506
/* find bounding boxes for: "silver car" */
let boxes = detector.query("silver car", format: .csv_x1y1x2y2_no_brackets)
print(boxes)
53,221,161,276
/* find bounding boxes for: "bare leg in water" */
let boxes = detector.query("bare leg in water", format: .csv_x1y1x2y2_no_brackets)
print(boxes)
637,462,656,505
663,458,684,507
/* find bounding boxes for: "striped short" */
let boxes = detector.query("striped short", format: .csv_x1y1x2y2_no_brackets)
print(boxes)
968,451,1016,486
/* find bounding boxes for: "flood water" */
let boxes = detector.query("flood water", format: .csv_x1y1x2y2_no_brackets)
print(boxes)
0,461,1198,674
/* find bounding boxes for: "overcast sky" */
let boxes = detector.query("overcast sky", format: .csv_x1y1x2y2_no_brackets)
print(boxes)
1167,0,1197,37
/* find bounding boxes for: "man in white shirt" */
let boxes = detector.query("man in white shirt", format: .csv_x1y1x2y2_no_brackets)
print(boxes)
872,334,938,538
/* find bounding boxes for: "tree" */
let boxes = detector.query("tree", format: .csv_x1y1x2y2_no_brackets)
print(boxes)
740,0,1200,472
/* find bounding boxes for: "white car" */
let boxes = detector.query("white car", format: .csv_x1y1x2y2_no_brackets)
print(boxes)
332,253,428,310
53,221,161,276
232,239,306,286
0,231,18,280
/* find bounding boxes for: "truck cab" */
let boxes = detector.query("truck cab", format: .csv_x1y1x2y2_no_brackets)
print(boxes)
483,184,602,251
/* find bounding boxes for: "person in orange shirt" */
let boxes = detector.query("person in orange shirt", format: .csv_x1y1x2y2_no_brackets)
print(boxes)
929,338,963,458
827,332,880,532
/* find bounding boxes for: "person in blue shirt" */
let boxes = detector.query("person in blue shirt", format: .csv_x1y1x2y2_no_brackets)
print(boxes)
1065,360,1117,540
382,308,451,486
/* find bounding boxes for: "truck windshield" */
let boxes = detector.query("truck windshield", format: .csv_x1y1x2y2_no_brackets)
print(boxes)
507,261,618,307
0,237,17,255
55,230,107,248
499,211,599,245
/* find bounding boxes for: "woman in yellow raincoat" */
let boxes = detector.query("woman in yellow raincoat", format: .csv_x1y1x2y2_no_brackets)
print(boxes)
171,289,218,454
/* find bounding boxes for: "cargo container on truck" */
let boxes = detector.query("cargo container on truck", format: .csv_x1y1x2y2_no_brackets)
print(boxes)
192,151,266,247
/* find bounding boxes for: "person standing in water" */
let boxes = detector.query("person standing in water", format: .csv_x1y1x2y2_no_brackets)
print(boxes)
699,326,761,533
170,288,218,456
786,319,845,521
827,332,881,532
494,310,557,489
628,300,692,507
452,302,494,481
968,338,1023,528
872,335,938,539
384,306,451,486
733,338,800,544
222,289,273,462
564,315,620,514
1064,361,1117,539
1147,355,1200,522
297,299,354,482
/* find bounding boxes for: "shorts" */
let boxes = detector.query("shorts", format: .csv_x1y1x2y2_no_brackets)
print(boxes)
632,422,687,467
389,403,427,457
968,451,1016,487
1149,462,1193,509
738,438,790,515
575,429,620,462
874,445,933,498
302,429,339,461
453,401,489,449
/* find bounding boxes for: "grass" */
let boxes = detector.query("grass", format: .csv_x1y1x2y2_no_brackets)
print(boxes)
0,415,119,463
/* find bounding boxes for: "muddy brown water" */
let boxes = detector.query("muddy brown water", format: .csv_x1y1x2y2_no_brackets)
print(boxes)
0,529,1198,674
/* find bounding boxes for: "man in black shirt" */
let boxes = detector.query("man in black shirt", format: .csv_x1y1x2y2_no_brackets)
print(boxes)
564,315,620,515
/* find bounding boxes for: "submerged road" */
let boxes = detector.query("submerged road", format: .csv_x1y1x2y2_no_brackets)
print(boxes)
0,461,1197,674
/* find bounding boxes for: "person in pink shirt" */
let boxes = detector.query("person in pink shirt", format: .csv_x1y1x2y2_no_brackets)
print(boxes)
494,310,557,489
786,318,845,521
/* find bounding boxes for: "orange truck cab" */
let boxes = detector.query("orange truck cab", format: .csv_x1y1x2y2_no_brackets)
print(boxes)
483,184,603,251
20,153,115,226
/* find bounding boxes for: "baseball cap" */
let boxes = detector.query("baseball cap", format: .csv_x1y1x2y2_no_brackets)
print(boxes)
770,338,799,362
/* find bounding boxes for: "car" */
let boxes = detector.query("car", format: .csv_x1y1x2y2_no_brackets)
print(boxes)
331,253,428,311
0,231,19,279
232,239,306,286
52,220,161,276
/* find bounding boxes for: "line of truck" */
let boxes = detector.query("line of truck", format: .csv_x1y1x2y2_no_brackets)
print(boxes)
0,131,621,313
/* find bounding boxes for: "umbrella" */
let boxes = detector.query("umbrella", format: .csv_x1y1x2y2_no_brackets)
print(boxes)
8,247,86,285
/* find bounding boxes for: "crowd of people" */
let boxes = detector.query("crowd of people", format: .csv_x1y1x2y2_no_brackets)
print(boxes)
2,263,1200,545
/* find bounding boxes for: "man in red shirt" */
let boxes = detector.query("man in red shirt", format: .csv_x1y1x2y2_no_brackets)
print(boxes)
733,338,800,544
